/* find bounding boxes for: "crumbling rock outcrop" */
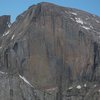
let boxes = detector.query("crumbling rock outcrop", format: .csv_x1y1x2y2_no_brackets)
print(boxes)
0,2,100,100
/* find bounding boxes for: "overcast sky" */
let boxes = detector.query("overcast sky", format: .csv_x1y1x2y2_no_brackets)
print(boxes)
0,0,100,22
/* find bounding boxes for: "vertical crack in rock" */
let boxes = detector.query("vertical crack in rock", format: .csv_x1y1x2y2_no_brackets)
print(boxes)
91,42,99,81
4,48,9,69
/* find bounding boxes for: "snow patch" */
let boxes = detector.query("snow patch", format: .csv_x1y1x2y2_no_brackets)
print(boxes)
76,85,81,89
0,71,5,74
70,18,74,21
7,22,11,28
0,71,7,74
95,20,100,23
68,87,73,90
3,30,9,36
98,89,100,92
11,35,15,40
84,84,87,87
8,24,11,28
94,84,97,87
75,18,83,24
71,12,77,16
19,75,33,87
81,26,90,30
90,25,93,29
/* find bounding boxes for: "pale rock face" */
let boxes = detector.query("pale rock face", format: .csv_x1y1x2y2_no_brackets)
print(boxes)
0,2,100,100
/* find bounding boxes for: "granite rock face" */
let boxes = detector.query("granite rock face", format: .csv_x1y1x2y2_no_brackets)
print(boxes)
0,15,10,36
0,2,100,100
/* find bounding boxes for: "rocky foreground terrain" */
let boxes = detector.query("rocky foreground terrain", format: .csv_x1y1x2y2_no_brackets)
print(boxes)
0,2,100,100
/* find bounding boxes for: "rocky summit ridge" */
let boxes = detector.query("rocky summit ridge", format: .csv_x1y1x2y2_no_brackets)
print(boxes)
0,2,100,100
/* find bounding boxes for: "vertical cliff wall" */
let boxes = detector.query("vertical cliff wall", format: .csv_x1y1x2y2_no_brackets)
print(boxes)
0,2,100,100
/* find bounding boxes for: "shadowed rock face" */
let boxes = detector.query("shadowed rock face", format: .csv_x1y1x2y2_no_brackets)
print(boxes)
0,2,100,100
0,15,10,36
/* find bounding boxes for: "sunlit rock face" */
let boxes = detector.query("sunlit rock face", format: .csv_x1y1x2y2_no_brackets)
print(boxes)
0,2,100,100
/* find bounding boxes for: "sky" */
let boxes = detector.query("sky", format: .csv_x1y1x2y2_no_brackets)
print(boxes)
0,0,100,22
